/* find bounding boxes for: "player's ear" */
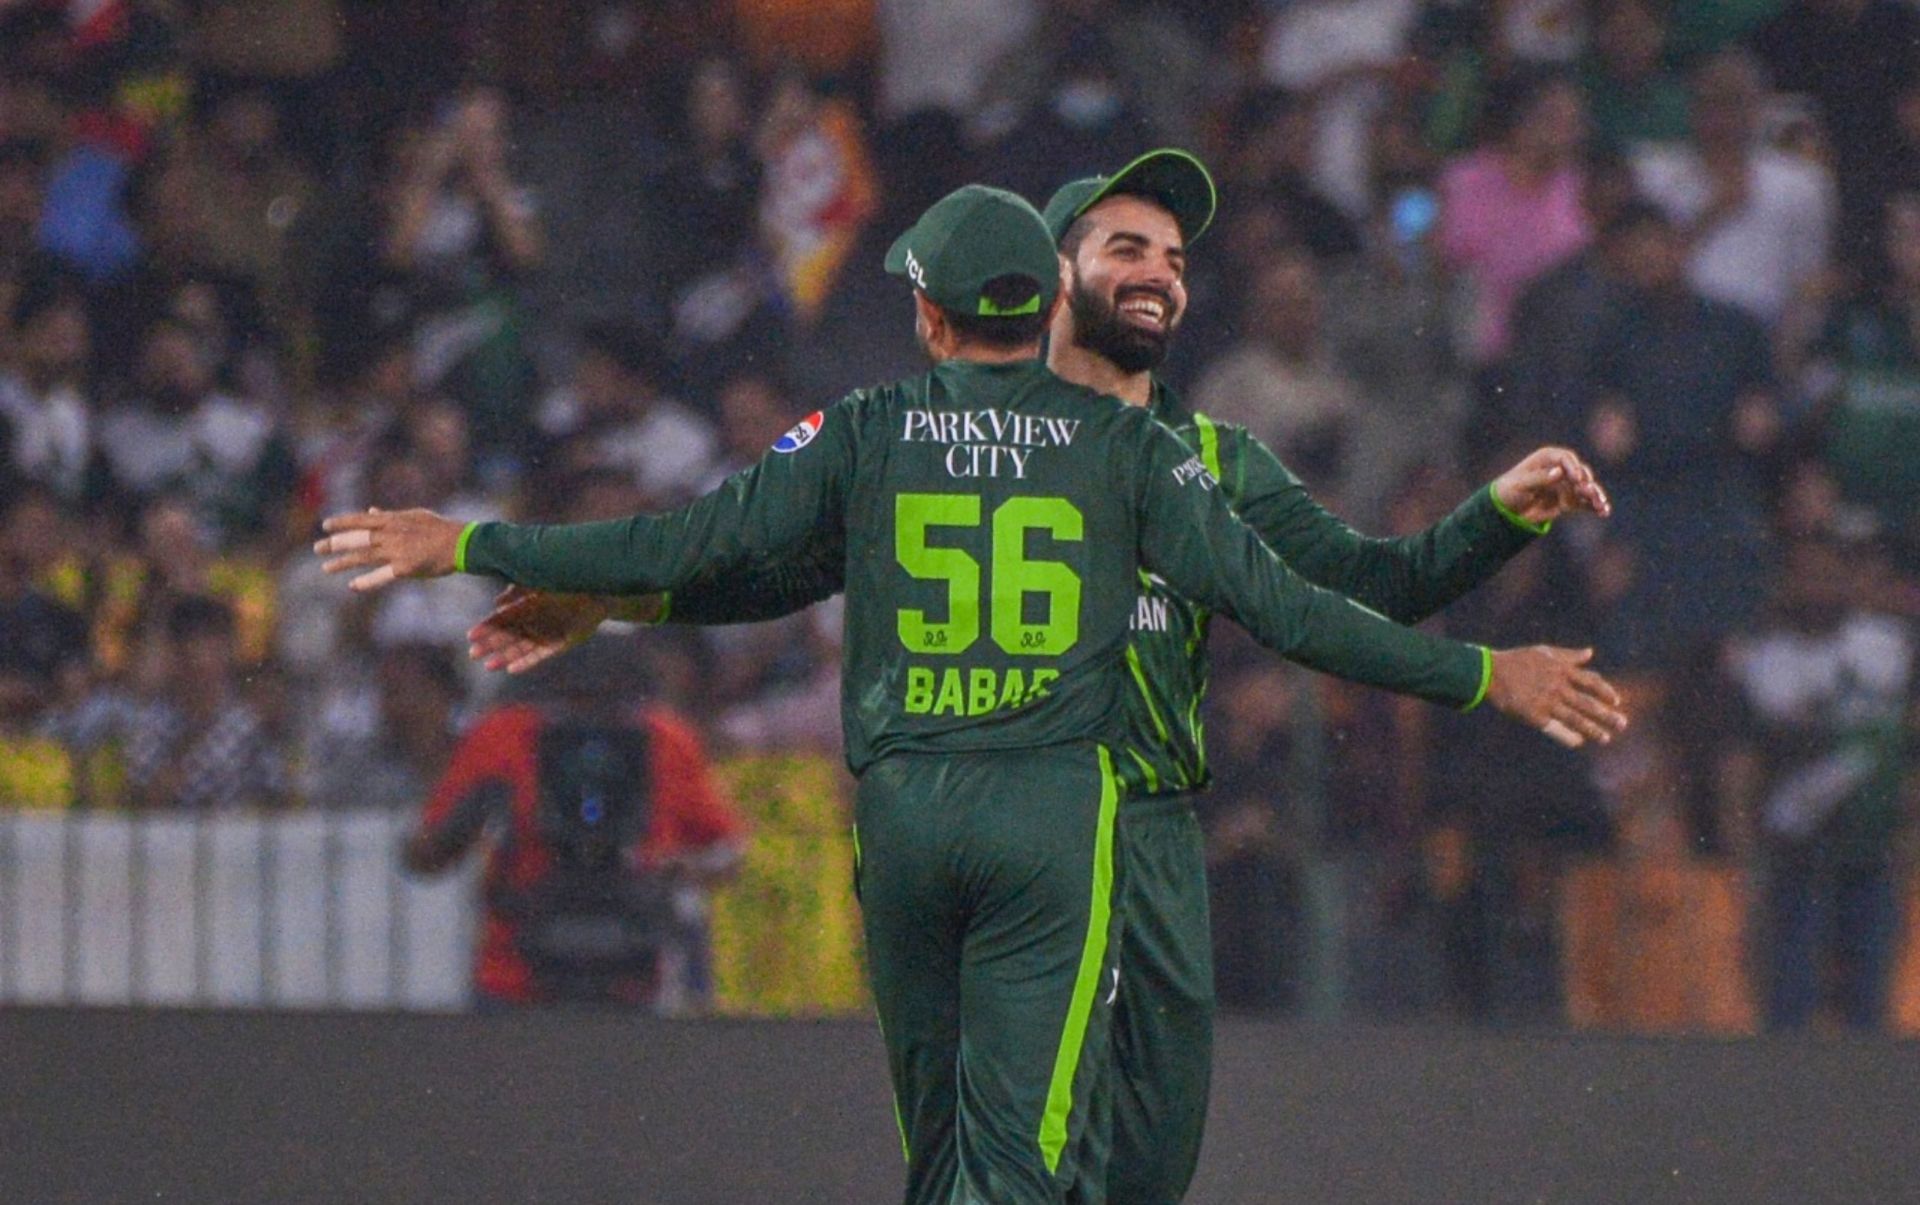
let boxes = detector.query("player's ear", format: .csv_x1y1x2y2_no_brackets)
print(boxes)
913,290,949,356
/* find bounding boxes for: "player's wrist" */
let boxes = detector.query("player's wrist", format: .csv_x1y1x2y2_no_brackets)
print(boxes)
452,520,481,573
1487,480,1551,536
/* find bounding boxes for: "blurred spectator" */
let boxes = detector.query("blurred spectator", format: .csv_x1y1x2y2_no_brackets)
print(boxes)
397,396,493,518
1261,0,1421,218
91,314,297,547
295,319,416,520
1192,249,1362,503
0,135,51,283
30,0,191,282
875,0,1038,122
124,595,289,810
1633,48,1836,334
754,70,877,325
714,595,845,755
0,270,93,500
1423,468,1610,1021
705,368,797,485
174,83,316,332
381,88,543,449
655,58,763,306
2,481,86,610
1752,0,1920,269
91,493,276,675
1217,87,1363,263
1583,202,1781,664
534,321,718,506
1721,535,1915,1029
981,22,1162,215
405,636,745,1011
193,0,345,170
1803,191,1920,556
307,642,462,811
0,488,82,810
1197,658,1307,1011
1497,0,1588,65
89,144,273,389
1506,148,1645,441
1320,122,1472,525
976,0,1205,150
0,484,88,700
1437,66,1591,373
1581,0,1691,149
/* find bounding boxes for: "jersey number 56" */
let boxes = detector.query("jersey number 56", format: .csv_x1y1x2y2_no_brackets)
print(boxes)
895,493,1083,657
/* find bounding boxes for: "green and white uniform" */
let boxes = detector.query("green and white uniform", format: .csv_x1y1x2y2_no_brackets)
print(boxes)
457,358,1495,1203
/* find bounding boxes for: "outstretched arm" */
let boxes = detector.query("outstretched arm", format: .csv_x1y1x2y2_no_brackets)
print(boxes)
1217,415,1607,624
316,402,857,597
1133,420,1626,746
467,534,847,674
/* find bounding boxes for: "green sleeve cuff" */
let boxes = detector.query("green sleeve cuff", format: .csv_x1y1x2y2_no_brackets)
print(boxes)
1460,646,1494,712
453,521,480,573
1487,481,1551,536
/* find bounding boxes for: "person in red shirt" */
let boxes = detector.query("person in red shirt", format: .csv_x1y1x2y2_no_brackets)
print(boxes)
404,636,745,1009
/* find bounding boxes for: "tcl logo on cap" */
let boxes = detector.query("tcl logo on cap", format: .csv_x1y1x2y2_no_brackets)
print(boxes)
773,410,824,453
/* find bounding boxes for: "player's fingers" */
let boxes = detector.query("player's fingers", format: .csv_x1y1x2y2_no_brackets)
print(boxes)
1549,646,1595,666
312,528,376,556
350,564,398,593
1559,680,1628,735
320,549,389,575
507,644,560,674
1569,667,1622,709
467,626,512,657
483,639,535,672
1539,718,1585,748
1551,702,1613,745
320,512,387,535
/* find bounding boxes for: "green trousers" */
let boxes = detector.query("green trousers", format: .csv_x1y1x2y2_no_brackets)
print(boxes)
1101,797,1214,1204
855,743,1124,1204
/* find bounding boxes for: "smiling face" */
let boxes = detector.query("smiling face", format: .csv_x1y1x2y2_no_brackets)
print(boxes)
1062,194,1189,374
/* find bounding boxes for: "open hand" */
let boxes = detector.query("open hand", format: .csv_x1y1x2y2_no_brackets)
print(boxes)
1492,446,1611,526
313,508,464,593
467,586,611,674
1485,645,1628,748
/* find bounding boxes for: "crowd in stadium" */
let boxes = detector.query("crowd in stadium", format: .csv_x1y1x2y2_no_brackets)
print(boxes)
1,0,1917,1031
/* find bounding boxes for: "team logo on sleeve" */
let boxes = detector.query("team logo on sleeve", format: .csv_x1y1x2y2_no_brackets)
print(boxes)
773,410,824,454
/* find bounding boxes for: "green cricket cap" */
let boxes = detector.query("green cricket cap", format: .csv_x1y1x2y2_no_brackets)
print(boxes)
884,184,1059,317
1041,148,1218,245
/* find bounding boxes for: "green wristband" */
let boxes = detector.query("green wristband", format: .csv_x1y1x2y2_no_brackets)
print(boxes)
453,521,480,573
1488,481,1551,536
1461,646,1493,712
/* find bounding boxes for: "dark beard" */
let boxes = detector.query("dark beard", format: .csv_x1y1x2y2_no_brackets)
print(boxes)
1067,278,1174,374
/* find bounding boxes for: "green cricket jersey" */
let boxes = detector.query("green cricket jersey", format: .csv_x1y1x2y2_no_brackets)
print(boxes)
460,358,1491,775
656,378,1539,797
